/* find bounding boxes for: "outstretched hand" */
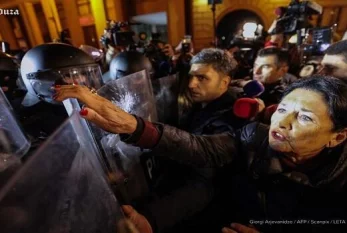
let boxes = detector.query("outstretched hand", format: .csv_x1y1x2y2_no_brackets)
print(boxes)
53,85,137,134
122,205,153,233
116,219,140,233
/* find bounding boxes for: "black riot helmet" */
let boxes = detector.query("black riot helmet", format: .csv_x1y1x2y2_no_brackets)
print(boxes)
0,51,19,99
108,51,152,82
20,43,104,106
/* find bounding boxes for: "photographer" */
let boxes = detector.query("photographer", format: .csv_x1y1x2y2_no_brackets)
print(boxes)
265,0,324,76
144,37,176,79
100,21,135,70
173,37,195,80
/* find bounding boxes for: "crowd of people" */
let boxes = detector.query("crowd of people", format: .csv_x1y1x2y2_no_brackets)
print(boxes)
52,38,347,233
1,14,347,233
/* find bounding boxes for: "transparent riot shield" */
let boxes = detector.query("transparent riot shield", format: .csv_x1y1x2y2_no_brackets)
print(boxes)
94,70,158,203
151,74,179,125
97,70,158,121
62,70,158,204
0,89,29,180
0,111,124,233
0,88,30,158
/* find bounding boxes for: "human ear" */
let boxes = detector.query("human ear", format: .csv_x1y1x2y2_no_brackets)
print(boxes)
327,129,347,148
221,75,231,89
278,64,288,76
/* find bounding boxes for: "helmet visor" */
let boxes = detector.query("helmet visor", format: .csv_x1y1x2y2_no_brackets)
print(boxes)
26,64,104,100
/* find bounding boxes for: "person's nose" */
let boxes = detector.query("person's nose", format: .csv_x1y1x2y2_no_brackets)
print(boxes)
278,113,294,131
254,65,261,75
188,76,198,89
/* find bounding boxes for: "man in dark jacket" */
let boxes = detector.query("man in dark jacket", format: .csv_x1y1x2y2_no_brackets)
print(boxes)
253,48,297,106
230,48,297,108
136,48,247,233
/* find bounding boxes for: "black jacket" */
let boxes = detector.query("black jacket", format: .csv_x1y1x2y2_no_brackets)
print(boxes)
259,81,286,106
145,122,347,233
179,91,246,134
230,77,294,107
260,75,298,106
137,91,248,233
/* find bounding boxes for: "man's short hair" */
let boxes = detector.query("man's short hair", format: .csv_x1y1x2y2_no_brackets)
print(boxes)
257,47,289,66
190,48,236,77
324,40,347,62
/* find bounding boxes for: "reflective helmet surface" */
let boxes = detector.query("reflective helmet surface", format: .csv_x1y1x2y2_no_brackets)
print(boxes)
108,51,152,82
79,45,104,62
21,43,104,106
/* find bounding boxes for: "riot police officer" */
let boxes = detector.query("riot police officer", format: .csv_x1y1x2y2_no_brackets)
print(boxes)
19,42,104,156
102,50,153,83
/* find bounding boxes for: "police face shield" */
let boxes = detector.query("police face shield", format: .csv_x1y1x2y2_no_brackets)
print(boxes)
0,111,124,233
113,69,155,81
25,64,104,104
